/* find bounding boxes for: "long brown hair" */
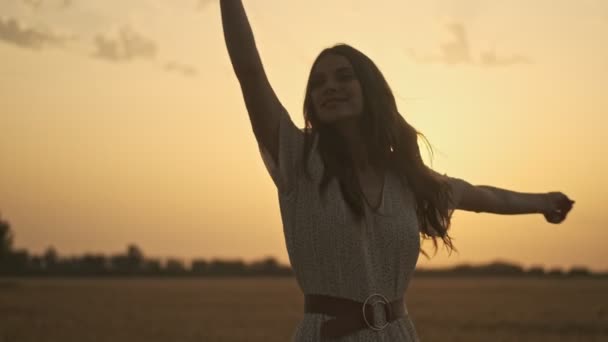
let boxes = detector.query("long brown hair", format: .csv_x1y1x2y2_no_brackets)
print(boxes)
301,44,457,257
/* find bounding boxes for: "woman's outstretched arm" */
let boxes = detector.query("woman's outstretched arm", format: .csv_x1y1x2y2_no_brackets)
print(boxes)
220,0,286,163
456,181,575,223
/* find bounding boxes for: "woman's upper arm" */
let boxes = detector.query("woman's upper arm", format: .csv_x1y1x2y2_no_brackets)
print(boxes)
446,176,477,211
237,74,304,194
237,73,286,164
430,169,476,211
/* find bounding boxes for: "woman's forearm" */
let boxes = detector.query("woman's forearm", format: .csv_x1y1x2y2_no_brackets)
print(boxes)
476,185,547,215
220,0,265,77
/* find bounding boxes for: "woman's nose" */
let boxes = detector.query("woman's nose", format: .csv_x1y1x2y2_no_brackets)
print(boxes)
321,77,340,95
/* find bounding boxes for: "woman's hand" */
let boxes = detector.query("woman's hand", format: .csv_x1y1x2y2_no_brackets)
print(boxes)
542,192,575,224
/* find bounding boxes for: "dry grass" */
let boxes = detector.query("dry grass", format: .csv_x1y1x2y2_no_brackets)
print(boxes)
0,277,606,341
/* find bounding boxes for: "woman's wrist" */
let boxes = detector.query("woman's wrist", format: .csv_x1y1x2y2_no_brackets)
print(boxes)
535,193,551,214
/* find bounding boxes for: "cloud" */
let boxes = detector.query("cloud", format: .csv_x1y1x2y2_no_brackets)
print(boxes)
21,0,43,9
0,17,71,49
21,0,72,10
479,50,532,67
407,22,532,67
164,61,198,77
61,0,72,9
439,23,473,64
92,26,157,62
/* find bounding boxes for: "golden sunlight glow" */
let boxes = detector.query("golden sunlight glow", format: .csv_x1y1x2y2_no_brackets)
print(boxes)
1,0,606,271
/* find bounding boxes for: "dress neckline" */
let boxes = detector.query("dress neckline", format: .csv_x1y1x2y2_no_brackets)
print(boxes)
360,170,387,215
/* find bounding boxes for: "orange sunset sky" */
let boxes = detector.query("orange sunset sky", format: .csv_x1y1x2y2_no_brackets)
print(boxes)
1,0,607,271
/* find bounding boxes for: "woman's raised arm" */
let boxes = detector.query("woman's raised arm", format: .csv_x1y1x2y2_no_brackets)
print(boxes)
220,0,286,163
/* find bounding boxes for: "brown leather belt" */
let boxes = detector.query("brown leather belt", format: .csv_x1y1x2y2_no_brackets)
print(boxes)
304,293,406,338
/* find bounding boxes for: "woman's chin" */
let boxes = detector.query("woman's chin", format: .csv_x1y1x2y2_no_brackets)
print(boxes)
319,111,359,124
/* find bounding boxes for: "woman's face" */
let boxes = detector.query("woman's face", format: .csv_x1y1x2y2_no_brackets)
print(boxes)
309,54,364,124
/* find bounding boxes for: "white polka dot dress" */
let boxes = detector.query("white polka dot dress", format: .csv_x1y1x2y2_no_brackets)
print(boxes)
258,113,467,341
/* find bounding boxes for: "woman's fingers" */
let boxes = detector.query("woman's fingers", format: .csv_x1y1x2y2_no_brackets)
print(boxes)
543,194,574,224
544,211,562,224
546,192,575,214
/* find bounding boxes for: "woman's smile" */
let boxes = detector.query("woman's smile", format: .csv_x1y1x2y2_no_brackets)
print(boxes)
323,98,349,108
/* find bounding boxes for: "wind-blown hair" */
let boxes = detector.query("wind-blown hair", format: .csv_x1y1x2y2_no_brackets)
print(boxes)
301,44,456,256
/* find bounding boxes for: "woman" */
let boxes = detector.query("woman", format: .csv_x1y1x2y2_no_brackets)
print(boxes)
220,1,575,341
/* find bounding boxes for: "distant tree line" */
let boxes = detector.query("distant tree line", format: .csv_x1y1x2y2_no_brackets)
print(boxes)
0,214,292,277
414,261,603,278
0,213,605,278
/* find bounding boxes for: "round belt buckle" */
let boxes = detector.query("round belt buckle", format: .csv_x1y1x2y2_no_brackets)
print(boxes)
362,293,390,331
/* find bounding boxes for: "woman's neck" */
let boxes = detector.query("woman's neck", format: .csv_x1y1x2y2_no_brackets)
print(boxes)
332,117,372,171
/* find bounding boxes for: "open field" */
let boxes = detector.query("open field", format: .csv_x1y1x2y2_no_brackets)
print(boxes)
0,277,607,341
